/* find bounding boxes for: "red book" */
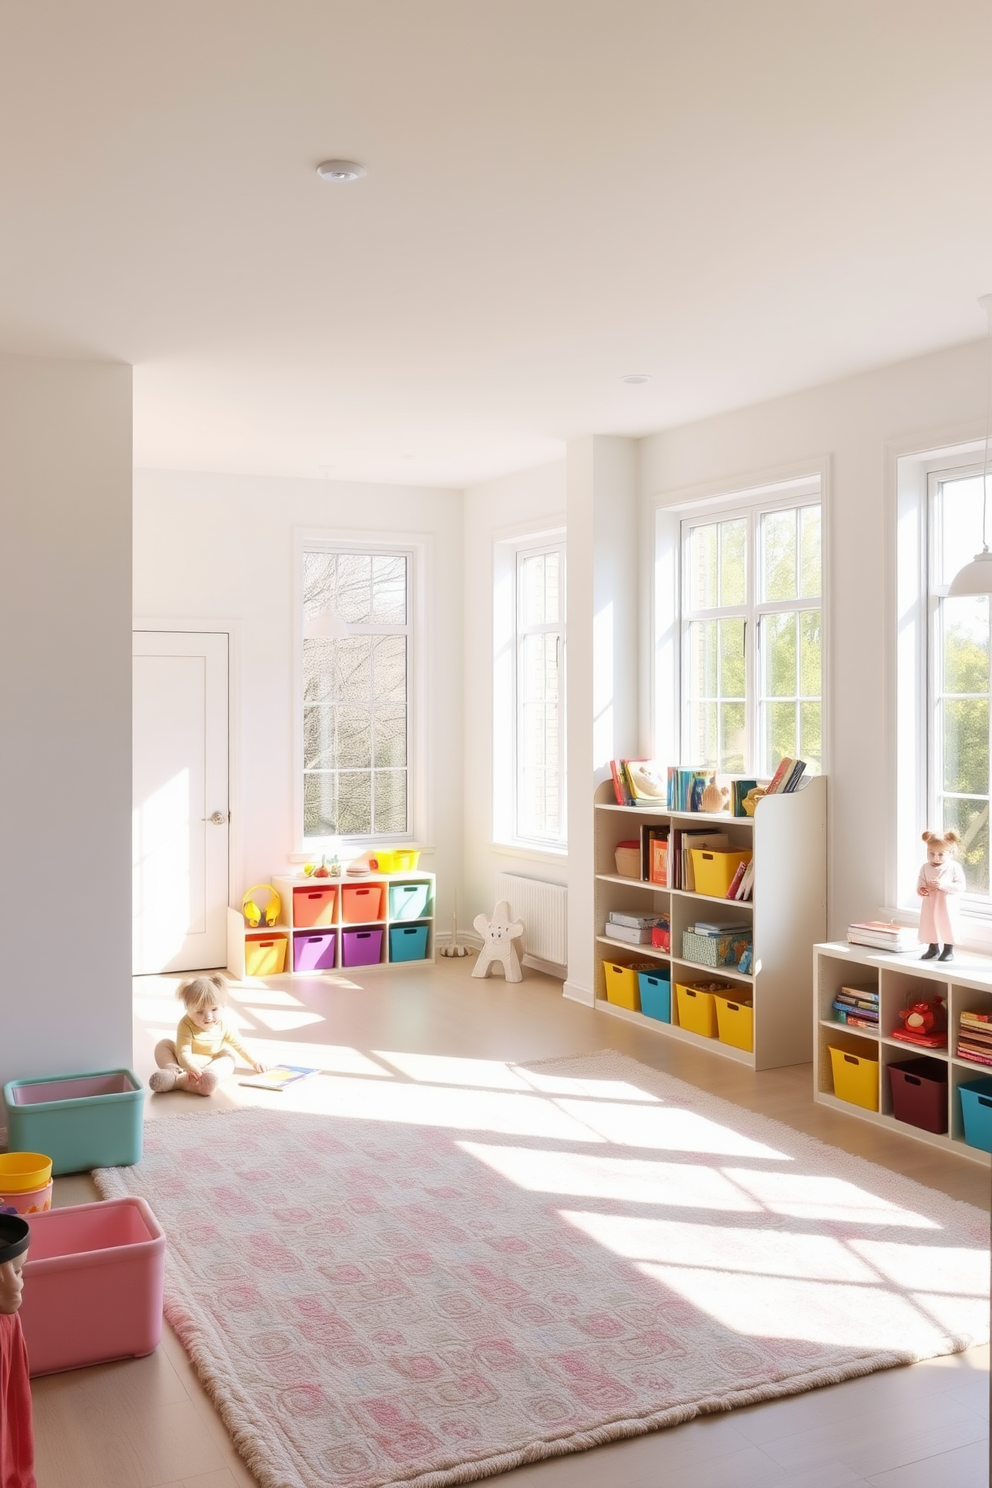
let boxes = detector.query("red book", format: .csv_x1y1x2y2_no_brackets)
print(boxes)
766,757,795,794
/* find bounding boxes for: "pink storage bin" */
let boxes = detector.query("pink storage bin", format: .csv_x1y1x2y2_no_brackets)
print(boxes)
19,1197,165,1376
293,929,337,971
341,927,383,966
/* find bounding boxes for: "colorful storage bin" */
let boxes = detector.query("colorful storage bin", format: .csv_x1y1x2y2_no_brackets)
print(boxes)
675,981,728,1038
690,848,752,897
389,882,431,921
637,968,671,1022
341,883,385,922
19,1197,165,1376
389,923,430,962
244,932,288,976
714,993,754,1052
4,1071,143,1175
828,1045,879,1112
292,929,337,972
614,841,641,878
293,884,338,928
887,1057,948,1135
371,849,421,872
958,1076,992,1153
681,928,752,968
341,927,384,966
603,960,655,1011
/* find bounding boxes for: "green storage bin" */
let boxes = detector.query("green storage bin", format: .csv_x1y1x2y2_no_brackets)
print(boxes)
3,1070,143,1175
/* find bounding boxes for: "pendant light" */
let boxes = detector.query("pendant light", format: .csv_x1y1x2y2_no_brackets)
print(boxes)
947,293,992,596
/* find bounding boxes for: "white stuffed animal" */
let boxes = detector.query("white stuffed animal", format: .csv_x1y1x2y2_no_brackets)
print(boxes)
472,900,525,982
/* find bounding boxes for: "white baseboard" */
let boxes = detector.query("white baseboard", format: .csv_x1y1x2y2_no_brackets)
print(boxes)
522,953,567,980
563,979,594,1007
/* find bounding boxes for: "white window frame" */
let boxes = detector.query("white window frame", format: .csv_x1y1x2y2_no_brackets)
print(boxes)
295,529,430,854
673,479,824,777
493,524,568,856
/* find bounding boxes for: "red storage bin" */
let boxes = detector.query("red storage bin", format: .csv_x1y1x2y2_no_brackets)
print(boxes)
887,1057,948,1134
293,884,338,928
341,883,384,922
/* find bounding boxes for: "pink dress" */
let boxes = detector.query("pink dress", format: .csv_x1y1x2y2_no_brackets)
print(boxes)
0,1312,36,1488
917,860,966,943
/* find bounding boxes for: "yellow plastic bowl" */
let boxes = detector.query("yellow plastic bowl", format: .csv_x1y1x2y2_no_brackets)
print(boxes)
372,848,421,872
0,1152,53,1193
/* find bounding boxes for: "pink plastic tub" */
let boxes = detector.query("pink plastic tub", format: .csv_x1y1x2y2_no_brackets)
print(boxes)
19,1197,165,1376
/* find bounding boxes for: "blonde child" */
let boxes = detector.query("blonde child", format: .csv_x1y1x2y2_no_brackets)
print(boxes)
150,975,267,1095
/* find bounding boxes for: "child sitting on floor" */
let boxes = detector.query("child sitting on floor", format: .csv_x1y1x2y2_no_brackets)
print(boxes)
150,975,267,1095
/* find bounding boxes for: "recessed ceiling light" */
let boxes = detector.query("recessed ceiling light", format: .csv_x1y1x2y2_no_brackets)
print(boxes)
621,373,652,385
317,160,366,183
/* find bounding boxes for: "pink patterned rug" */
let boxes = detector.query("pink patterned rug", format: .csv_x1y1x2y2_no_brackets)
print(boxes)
94,1050,989,1488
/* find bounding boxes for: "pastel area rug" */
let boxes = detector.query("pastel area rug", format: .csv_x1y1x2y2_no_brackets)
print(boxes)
94,1050,989,1488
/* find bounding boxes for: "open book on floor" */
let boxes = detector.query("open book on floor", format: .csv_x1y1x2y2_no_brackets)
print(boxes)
239,1065,319,1091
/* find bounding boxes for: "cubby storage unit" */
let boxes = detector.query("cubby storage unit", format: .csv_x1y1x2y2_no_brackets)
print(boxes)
593,776,826,1069
227,871,434,978
813,941,992,1163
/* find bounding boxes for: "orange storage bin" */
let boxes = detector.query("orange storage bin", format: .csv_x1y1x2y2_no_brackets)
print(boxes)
293,884,338,928
341,883,385,922
244,933,288,976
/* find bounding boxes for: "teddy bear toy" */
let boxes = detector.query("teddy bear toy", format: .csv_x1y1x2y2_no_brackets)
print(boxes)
893,994,947,1048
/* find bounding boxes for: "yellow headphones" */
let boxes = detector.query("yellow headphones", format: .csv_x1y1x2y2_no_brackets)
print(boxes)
242,884,282,928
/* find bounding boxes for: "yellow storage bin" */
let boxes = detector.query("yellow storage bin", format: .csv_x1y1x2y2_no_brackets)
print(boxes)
371,848,421,872
690,848,752,897
828,1045,879,1111
714,993,754,1052
602,959,655,1011
675,980,732,1038
244,932,288,976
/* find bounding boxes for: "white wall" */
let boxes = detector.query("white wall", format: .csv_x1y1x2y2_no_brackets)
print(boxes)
1,356,133,1099
461,461,567,936
133,469,464,931
639,337,989,938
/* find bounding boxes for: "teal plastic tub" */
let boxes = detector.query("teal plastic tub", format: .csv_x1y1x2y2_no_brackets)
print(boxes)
389,923,430,962
3,1070,143,1175
958,1076,992,1154
388,883,432,921
637,968,672,1022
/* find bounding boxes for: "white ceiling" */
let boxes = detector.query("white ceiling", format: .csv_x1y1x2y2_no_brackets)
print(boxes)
2,1,991,487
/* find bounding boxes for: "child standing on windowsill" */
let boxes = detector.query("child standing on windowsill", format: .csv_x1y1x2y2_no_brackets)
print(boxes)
150,975,267,1095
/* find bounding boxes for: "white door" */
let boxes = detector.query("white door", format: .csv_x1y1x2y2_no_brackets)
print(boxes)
132,631,230,974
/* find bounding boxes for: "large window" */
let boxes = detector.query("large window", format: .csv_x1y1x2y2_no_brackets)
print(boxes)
515,544,566,845
928,467,990,897
302,546,411,842
680,494,822,776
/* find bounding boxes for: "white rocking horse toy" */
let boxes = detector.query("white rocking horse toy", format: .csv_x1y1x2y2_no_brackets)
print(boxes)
472,900,525,982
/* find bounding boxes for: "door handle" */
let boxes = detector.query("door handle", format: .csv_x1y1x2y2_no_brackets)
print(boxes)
204,811,228,825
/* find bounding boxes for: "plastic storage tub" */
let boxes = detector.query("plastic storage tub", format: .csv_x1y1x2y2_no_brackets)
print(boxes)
293,884,338,928
690,848,752,897
4,1071,143,1175
603,960,652,1011
958,1076,992,1152
341,927,384,966
388,882,431,921
714,993,754,1052
887,1057,948,1134
341,883,385,922
829,1045,879,1111
371,849,421,872
292,929,337,972
637,968,671,1022
389,924,429,962
675,981,726,1038
19,1197,165,1375
681,928,752,968
244,932,288,976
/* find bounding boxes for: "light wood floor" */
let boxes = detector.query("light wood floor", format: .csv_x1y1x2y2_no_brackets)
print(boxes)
32,956,990,1488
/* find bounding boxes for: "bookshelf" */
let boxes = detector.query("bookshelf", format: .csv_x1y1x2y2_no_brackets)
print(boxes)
593,775,826,1070
813,941,992,1164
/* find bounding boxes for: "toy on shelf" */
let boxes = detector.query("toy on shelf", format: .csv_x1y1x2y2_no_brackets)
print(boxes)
472,900,524,982
891,994,948,1049
0,1213,36,1487
700,781,730,814
741,787,766,817
917,829,965,962
242,883,282,927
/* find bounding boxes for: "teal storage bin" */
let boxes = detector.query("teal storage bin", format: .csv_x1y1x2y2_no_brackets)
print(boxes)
389,883,432,921
637,968,671,1022
958,1076,992,1153
3,1070,143,1175
389,923,430,962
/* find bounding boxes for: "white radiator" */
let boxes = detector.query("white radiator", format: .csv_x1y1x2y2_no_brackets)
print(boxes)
494,874,567,968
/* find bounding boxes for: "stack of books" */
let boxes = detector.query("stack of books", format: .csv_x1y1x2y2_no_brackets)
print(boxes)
766,757,807,794
847,920,918,953
832,985,879,1029
957,1010,992,1067
726,857,754,901
604,910,663,946
667,765,714,812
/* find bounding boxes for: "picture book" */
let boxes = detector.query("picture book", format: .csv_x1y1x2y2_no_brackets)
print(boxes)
239,1065,319,1091
624,759,668,802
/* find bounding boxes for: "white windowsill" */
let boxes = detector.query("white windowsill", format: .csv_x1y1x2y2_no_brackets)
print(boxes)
490,841,568,865
882,904,992,956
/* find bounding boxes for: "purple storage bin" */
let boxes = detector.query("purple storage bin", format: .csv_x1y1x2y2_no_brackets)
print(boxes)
341,927,383,967
293,929,337,972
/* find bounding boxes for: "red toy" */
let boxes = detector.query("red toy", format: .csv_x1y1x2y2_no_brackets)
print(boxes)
892,995,948,1048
